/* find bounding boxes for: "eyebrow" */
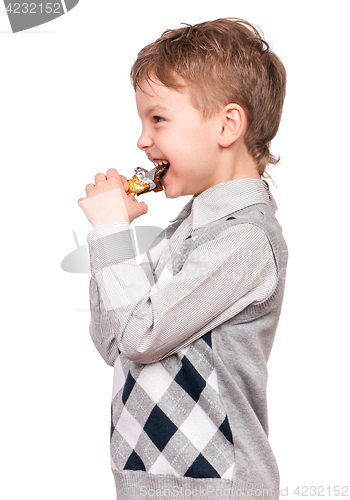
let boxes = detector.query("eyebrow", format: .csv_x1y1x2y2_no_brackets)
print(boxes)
145,105,169,115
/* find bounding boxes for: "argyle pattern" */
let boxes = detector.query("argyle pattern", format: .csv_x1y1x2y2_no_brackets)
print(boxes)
110,331,235,479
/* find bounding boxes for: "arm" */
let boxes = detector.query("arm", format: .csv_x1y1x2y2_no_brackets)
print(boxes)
87,221,277,365
78,169,276,365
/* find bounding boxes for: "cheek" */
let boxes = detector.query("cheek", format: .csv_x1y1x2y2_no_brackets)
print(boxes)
188,134,215,162
164,123,215,167
178,127,204,153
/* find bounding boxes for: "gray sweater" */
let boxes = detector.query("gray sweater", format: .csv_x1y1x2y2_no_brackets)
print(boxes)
89,192,288,500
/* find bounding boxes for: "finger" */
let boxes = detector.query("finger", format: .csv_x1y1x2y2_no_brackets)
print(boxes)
94,172,107,184
136,201,148,216
77,197,84,203
85,183,95,195
120,175,130,191
139,202,148,214
106,168,119,178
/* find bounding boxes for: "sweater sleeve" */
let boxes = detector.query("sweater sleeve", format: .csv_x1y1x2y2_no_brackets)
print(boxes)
87,219,277,365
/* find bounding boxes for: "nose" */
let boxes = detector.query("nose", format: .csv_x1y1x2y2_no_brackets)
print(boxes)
137,126,154,151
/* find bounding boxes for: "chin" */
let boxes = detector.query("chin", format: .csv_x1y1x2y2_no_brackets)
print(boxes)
163,187,179,199
163,178,193,199
166,183,196,198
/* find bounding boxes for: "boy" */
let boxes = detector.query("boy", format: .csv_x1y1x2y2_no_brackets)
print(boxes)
78,18,287,500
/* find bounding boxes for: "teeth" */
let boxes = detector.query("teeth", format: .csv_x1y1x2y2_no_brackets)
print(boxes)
152,160,170,167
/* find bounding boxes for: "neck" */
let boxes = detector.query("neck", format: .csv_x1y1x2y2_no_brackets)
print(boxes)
218,139,261,182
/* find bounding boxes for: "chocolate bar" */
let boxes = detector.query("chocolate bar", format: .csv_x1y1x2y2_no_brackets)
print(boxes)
127,164,169,196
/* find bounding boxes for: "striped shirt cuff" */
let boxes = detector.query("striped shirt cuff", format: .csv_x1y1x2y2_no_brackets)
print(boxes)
87,221,136,275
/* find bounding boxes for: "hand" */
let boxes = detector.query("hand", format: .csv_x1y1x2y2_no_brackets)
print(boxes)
78,168,148,227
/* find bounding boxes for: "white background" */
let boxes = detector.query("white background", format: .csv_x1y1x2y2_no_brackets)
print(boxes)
1,1,349,498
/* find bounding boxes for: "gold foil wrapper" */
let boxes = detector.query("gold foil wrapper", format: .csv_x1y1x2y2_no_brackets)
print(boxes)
127,174,150,196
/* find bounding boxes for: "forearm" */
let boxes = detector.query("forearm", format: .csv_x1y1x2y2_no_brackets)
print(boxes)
89,276,119,367
87,220,137,366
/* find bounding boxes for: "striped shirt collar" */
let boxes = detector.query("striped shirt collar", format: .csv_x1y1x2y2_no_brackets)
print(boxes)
170,178,278,229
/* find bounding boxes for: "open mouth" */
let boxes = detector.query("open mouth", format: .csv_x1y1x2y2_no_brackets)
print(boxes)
159,162,170,179
154,161,170,184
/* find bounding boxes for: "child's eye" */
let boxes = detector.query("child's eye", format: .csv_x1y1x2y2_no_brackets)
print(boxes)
154,116,164,123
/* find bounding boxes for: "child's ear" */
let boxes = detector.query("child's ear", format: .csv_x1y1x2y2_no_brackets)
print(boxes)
218,104,247,147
